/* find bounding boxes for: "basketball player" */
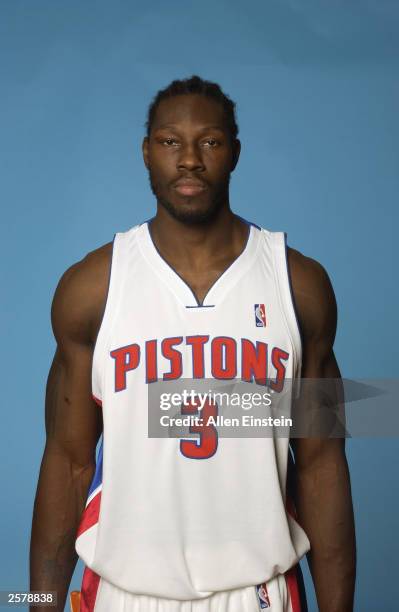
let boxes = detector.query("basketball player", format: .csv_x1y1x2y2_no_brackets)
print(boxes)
30,76,356,611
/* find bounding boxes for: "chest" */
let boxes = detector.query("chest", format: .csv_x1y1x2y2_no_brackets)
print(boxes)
108,262,295,387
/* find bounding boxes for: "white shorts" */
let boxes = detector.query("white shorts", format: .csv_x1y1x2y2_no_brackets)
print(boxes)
79,564,307,612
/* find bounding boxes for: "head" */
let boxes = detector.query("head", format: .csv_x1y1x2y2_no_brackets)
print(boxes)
142,75,241,225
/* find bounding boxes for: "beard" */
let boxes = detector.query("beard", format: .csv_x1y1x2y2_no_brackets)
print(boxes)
148,169,230,226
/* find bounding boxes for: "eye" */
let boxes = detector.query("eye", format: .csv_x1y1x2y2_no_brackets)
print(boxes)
202,138,219,147
162,137,179,146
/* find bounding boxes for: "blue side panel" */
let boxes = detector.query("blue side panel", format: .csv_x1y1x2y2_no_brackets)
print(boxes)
88,437,103,496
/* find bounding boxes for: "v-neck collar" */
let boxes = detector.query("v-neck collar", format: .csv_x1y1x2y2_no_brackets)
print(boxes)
136,218,261,308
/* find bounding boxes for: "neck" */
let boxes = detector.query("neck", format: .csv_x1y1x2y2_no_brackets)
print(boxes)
148,206,249,270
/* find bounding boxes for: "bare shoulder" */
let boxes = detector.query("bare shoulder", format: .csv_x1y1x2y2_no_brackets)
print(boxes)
51,241,113,346
286,246,337,344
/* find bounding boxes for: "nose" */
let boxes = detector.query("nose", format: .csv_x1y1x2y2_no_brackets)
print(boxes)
177,143,205,172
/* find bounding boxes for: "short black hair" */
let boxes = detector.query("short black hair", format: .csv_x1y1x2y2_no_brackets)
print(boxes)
145,75,239,141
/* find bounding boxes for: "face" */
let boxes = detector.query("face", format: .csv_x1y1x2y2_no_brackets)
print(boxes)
142,94,240,225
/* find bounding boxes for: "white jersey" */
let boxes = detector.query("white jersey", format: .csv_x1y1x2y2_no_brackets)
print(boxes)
75,218,311,600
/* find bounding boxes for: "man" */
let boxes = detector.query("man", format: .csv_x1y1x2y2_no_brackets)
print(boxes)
30,75,356,611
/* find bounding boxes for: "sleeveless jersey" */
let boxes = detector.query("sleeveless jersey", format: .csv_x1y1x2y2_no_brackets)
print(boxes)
75,218,311,600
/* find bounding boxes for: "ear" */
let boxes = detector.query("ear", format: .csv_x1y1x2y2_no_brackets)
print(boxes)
142,137,149,169
231,138,241,172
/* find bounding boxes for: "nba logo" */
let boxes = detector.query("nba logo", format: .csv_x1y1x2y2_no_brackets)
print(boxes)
254,304,267,327
256,582,270,608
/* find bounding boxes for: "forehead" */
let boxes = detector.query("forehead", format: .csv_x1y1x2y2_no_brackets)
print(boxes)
151,94,227,132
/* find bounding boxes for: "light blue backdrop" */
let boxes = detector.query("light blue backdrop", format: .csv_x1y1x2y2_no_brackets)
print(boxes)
1,1,398,610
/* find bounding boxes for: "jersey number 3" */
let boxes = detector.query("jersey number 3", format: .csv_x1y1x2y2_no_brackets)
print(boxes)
180,397,218,459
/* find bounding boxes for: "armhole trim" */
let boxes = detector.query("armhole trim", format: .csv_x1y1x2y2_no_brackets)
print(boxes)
270,231,303,397
91,233,119,402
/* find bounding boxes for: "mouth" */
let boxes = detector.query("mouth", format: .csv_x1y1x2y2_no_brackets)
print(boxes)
173,179,207,197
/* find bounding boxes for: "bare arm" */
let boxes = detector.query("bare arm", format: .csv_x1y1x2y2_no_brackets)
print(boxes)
29,244,111,611
288,249,356,612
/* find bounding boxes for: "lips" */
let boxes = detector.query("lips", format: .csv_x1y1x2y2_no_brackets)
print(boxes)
173,178,207,196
